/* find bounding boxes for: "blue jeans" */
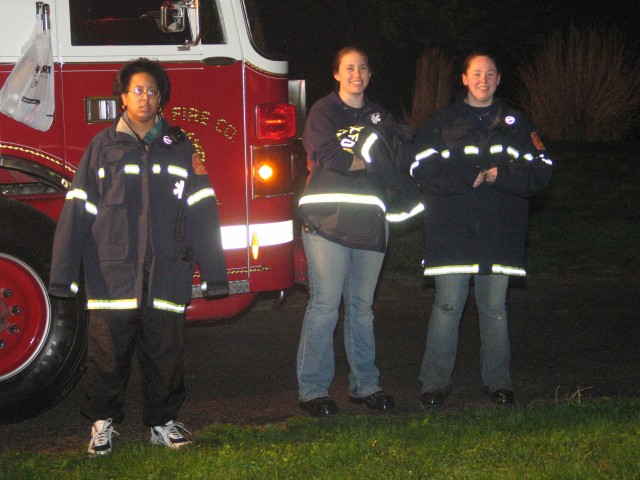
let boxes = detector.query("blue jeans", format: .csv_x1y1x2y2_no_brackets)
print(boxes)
297,229,386,401
419,274,512,393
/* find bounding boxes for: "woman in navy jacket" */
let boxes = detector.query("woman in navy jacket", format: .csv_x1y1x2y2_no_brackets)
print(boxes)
296,46,420,416
50,58,227,454
411,51,552,406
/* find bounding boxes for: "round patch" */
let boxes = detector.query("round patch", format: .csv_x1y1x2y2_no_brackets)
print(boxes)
505,116,516,125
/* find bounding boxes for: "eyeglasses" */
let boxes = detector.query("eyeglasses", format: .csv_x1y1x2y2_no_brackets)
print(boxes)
126,87,160,99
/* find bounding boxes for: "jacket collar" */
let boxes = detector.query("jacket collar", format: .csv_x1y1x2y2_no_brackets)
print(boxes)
116,112,165,144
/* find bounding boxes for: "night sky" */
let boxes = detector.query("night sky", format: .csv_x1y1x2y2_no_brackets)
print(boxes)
255,0,640,118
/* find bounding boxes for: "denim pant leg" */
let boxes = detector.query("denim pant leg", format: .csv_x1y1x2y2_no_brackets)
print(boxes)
419,274,471,393
474,274,512,391
297,231,349,401
343,245,386,398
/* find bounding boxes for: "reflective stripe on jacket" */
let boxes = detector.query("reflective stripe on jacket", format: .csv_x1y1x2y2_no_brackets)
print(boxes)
299,91,423,252
49,116,228,309
411,95,553,276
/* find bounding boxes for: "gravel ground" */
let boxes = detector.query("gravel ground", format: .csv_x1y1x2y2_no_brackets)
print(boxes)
1,273,639,453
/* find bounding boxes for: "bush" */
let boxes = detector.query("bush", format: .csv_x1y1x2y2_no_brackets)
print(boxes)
518,24,640,142
405,48,454,128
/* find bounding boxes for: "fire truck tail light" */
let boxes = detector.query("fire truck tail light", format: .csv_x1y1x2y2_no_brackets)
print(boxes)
256,103,296,140
252,145,293,198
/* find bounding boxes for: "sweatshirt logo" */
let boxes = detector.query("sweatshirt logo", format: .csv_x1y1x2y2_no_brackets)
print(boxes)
370,112,382,124
173,180,185,199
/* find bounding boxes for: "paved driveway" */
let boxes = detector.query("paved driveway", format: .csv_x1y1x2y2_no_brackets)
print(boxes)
1,274,639,453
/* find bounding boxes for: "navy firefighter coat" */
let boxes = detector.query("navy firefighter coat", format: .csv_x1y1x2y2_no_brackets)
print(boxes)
298,91,423,253
49,115,228,312
410,95,553,276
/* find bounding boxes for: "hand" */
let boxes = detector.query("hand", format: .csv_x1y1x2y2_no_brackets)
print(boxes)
473,167,498,188
483,167,498,184
473,171,485,188
349,155,366,171
337,125,388,165
338,125,395,178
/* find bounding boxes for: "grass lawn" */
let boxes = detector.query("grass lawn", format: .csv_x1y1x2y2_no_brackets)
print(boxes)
1,399,639,479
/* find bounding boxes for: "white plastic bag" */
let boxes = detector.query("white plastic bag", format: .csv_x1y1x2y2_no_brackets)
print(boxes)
0,8,55,131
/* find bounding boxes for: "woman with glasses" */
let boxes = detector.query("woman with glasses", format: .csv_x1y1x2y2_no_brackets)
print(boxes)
49,58,228,454
410,51,552,407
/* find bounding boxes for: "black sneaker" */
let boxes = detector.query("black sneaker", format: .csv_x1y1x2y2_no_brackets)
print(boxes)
349,391,395,411
299,396,338,417
490,389,515,405
420,390,446,406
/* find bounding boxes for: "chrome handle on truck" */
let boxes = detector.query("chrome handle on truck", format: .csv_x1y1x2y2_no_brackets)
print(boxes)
85,97,120,124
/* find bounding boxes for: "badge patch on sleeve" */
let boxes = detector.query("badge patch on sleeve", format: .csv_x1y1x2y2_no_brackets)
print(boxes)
192,153,207,175
531,131,545,150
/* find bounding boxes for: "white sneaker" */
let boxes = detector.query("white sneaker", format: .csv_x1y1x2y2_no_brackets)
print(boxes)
150,420,192,449
88,418,118,455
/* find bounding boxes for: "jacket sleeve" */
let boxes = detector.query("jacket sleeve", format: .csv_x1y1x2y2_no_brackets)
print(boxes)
302,101,355,172
379,115,416,172
49,140,100,297
492,119,553,198
369,116,425,222
410,116,481,196
184,152,229,299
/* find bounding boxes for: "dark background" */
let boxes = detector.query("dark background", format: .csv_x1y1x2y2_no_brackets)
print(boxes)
253,0,640,119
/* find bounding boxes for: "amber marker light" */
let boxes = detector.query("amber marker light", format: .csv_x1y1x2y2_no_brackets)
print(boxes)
256,163,274,181
251,232,260,260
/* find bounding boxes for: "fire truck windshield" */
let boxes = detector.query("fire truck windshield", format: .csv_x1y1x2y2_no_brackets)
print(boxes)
69,0,224,46
243,0,288,60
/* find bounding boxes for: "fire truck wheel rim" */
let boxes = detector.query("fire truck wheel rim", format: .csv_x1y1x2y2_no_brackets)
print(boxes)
0,253,51,381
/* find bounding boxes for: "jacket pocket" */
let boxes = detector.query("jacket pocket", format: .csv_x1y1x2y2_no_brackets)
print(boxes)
92,204,129,260
97,145,132,205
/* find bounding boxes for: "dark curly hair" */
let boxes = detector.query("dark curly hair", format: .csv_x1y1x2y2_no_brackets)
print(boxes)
113,58,171,108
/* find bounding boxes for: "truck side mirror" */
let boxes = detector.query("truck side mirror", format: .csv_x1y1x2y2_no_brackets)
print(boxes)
161,1,187,33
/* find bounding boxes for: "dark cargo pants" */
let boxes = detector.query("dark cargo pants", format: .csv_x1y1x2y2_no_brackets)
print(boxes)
82,307,186,427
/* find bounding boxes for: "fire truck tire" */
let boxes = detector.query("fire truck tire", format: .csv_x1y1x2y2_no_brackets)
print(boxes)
271,289,288,309
0,197,87,425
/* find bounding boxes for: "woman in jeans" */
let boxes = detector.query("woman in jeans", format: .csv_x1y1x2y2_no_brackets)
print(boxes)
296,46,418,416
410,51,553,406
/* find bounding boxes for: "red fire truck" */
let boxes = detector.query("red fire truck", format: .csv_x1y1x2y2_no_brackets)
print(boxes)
0,0,306,423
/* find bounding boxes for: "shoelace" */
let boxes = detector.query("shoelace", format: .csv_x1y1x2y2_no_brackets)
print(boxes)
163,421,191,440
90,418,119,448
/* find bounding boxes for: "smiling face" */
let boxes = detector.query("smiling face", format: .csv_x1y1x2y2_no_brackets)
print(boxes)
462,55,500,107
121,72,161,127
333,50,371,106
